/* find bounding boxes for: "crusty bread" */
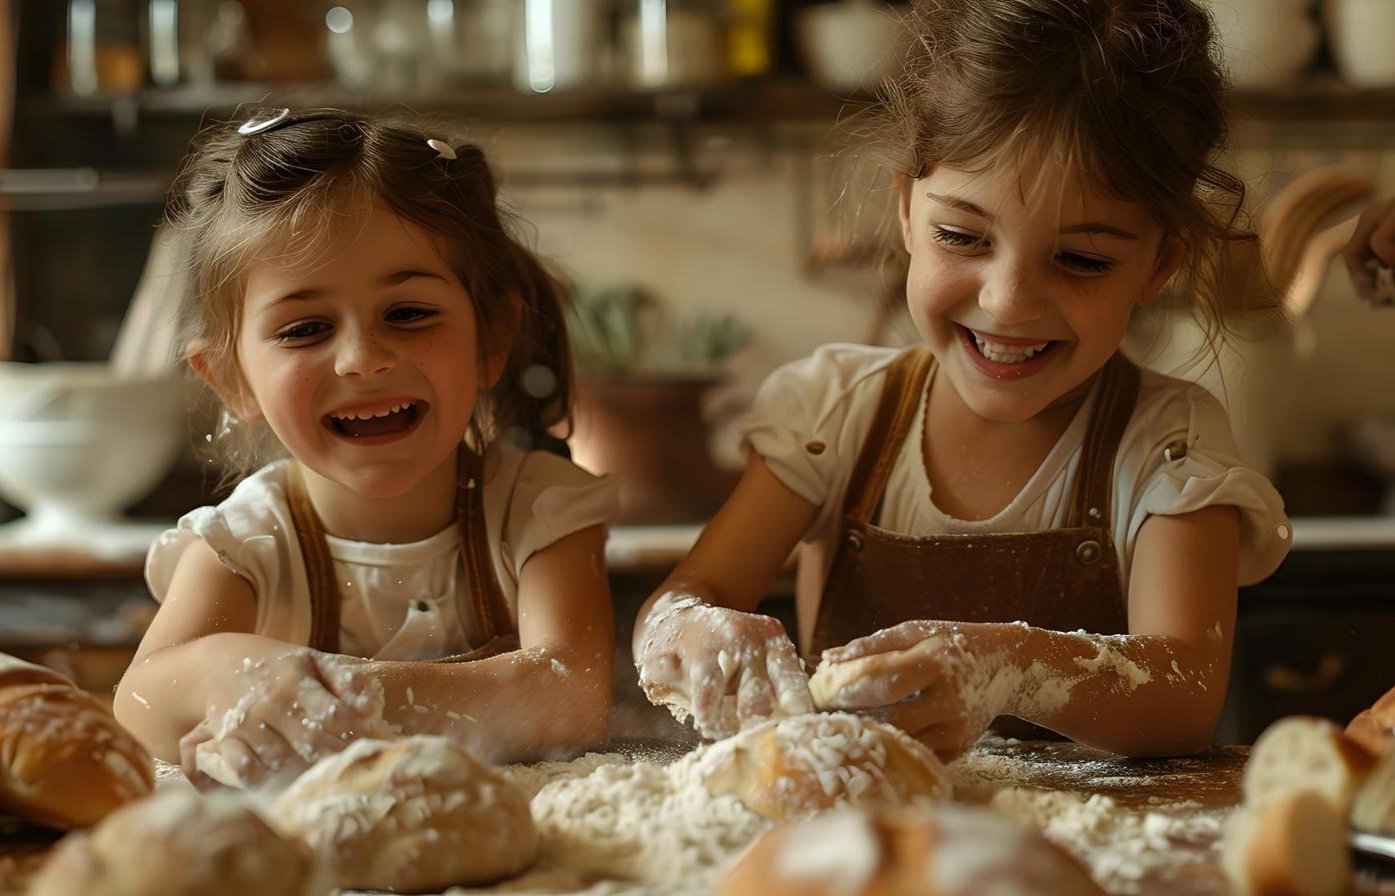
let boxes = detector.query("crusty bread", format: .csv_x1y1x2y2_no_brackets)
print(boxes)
1346,685,1395,757
1222,791,1350,896
1243,716,1375,815
692,712,951,822
270,736,537,892
0,679,154,829
1352,743,1395,835
28,788,327,896
720,804,1104,896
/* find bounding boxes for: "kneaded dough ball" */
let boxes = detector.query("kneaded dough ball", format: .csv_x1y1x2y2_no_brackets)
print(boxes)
28,788,325,896
691,712,951,821
271,735,537,892
721,803,1104,896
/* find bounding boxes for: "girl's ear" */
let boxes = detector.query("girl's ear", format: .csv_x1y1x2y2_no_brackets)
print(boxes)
897,173,916,255
478,295,522,389
1140,236,1185,307
188,342,263,422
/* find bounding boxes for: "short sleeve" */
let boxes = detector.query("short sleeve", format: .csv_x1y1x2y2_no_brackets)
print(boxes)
740,343,899,512
1119,382,1291,587
501,451,621,580
143,460,307,642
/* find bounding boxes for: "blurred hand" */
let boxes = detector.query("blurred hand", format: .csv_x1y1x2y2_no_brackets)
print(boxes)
635,592,813,740
182,645,394,789
1343,196,1395,305
813,620,1028,762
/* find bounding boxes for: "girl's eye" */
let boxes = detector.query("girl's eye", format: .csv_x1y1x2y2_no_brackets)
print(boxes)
931,227,984,248
386,306,438,324
1058,252,1113,275
273,321,329,343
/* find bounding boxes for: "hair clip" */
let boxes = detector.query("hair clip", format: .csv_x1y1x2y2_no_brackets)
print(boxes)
237,108,292,136
427,138,457,160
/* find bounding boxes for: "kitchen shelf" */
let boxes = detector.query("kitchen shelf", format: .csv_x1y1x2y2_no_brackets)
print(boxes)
28,80,877,126
25,79,1395,126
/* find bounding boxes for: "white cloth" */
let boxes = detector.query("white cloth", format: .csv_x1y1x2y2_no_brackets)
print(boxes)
743,343,1292,599
145,441,619,661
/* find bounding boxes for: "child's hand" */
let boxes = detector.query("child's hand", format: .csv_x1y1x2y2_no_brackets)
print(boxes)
635,592,813,740
182,644,395,788
1343,196,1395,306
811,621,1029,761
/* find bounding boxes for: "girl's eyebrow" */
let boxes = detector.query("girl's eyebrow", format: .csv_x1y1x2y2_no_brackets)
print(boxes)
924,192,1139,241
266,270,449,307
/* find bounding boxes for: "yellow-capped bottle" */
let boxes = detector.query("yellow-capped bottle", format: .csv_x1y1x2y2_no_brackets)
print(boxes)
727,0,773,77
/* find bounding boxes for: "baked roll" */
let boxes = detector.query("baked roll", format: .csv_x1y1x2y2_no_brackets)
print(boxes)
720,804,1104,896
1243,715,1375,815
1346,685,1395,757
270,735,537,892
0,654,153,829
690,712,951,822
28,788,327,896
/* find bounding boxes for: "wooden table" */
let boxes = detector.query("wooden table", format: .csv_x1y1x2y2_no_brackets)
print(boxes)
3,738,1389,895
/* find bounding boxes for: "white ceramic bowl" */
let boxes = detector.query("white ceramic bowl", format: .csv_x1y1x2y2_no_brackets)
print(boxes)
0,363,187,539
1326,0,1395,88
796,0,902,92
1208,0,1318,87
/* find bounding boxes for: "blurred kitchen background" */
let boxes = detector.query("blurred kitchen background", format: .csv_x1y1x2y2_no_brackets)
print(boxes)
2,0,1395,744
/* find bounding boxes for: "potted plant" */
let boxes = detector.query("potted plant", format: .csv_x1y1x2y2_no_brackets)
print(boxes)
568,285,752,524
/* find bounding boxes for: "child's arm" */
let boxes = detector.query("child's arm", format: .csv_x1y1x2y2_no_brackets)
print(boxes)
115,541,383,774
631,456,820,739
361,524,615,764
816,505,1241,759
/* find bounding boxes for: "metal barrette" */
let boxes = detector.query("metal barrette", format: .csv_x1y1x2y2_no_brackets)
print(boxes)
237,108,292,136
427,138,457,160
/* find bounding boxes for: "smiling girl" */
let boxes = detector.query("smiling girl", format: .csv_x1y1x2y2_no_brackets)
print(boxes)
114,109,619,785
633,0,1291,759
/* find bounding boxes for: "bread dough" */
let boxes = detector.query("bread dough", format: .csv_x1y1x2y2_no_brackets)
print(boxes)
720,803,1106,896
28,788,326,896
687,712,951,821
270,736,537,891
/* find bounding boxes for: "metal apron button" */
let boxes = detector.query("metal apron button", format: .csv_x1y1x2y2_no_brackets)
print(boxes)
846,531,865,553
1075,539,1102,566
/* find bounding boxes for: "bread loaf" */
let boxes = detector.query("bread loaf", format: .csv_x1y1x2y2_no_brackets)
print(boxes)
1352,744,1395,835
270,736,537,892
28,788,327,896
0,656,154,829
1346,685,1395,757
1222,791,1350,896
720,804,1104,896
692,712,951,822
1243,715,1375,815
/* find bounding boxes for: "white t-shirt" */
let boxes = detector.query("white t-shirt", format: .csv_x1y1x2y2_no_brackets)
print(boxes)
743,344,1291,609
145,440,620,661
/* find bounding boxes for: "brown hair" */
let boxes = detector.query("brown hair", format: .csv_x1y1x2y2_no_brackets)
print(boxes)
167,108,573,476
869,0,1278,342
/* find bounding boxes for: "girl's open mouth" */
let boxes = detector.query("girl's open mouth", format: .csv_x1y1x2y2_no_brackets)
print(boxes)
323,400,425,441
958,325,1062,380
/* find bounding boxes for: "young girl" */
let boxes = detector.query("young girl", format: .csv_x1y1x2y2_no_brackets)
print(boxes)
634,0,1292,760
114,109,619,785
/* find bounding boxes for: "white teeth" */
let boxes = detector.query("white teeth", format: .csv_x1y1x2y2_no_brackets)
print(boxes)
972,333,1051,364
330,401,413,421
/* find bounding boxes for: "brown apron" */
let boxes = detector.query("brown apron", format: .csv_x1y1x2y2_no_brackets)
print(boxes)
285,448,520,663
807,347,1141,661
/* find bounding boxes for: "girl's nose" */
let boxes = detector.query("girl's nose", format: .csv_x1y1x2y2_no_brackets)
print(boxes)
977,261,1047,326
334,326,396,377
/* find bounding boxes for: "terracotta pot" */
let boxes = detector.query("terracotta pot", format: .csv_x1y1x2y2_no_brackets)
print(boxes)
570,377,727,525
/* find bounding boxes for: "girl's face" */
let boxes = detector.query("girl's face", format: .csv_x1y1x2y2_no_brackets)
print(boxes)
900,160,1180,422
229,203,500,498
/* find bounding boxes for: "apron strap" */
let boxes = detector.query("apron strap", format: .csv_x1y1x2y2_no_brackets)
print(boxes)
842,347,937,525
286,467,341,654
287,447,515,657
1065,354,1142,529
